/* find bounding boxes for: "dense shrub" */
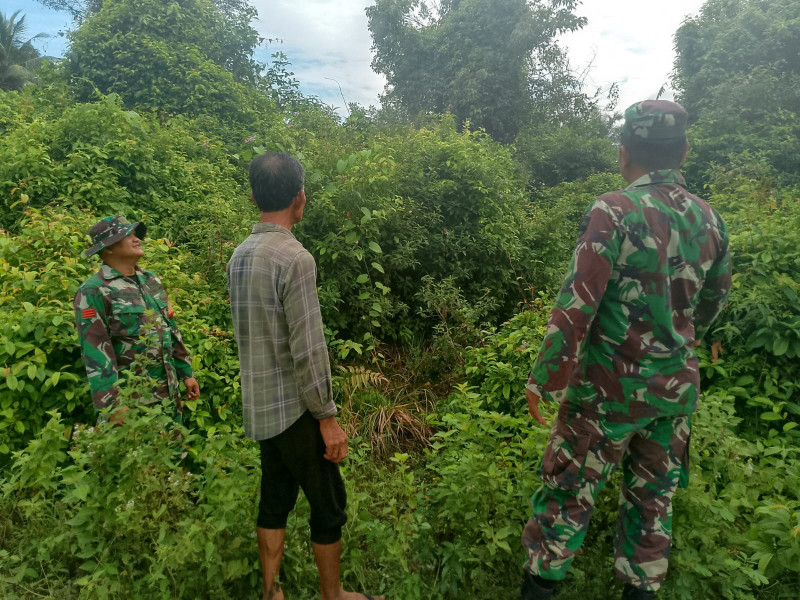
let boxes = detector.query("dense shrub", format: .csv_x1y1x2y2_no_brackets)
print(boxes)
297,118,534,340
700,171,800,439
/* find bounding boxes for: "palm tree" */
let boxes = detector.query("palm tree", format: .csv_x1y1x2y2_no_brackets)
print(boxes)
0,11,48,91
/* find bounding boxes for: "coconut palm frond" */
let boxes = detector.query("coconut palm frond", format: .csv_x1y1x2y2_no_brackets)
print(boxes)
0,10,45,91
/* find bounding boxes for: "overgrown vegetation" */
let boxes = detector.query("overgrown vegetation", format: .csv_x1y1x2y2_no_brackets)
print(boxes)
1,0,799,597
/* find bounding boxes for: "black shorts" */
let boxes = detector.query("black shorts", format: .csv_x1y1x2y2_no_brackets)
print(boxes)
257,411,347,545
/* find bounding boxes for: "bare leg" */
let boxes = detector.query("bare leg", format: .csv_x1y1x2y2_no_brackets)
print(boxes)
312,540,385,600
257,527,286,600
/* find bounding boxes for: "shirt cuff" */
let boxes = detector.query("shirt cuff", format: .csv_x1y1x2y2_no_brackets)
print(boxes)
176,364,194,381
307,400,338,421
526,377,561,404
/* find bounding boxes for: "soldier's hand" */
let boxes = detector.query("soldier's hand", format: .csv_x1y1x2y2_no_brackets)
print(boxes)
526,388,547,426
109,405,130,426
183,377,200,400
319,416,349,463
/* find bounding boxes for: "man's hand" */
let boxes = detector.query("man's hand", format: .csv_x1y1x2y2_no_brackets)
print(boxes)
526,388,547,425
183,377,200,400
319,416,348,463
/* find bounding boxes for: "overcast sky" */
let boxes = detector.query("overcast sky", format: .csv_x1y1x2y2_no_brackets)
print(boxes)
14,0,704,117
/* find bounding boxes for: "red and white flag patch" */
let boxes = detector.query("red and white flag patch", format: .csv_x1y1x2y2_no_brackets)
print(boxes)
82,308,97,319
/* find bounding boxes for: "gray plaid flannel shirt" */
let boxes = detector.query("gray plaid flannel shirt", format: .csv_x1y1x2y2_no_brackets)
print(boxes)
227,222,336,440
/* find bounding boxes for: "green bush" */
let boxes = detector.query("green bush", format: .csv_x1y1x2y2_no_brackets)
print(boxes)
461,303,549,415
0,399,260,599
297,118,533,340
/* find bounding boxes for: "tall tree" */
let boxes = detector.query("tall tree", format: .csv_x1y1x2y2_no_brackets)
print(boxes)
0,11,46,91
67,0,270,124
673,0,800,184
366,0,585,143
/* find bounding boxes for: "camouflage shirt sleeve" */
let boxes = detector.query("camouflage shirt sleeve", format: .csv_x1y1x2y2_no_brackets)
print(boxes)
151,275,193,381
74,287,120,409
528,197,623,402
171,330,194,381
694,214,732,341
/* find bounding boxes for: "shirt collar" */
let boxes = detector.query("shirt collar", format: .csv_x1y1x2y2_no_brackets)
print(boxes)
99,263,145,281
251,222,295,237
626,169,686,189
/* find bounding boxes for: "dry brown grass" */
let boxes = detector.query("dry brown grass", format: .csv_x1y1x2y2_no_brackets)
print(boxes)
334,364,435,457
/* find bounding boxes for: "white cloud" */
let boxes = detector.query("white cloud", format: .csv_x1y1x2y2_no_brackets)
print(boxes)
251,0,386,114
560,1,704,111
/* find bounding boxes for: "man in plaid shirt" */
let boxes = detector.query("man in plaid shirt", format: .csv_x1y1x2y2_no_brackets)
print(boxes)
227,153,382,600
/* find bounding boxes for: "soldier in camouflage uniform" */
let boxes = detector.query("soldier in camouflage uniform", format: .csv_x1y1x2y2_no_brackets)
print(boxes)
74,216,200,417
519,101,732,600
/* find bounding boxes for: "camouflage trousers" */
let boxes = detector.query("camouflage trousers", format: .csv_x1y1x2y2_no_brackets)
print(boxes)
522,399,691,592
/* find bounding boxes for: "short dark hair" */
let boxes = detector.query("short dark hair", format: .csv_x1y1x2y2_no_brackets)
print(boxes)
249,152,305,212
620,134,688,171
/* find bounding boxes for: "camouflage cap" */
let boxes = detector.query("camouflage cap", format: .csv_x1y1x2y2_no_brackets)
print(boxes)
85,215,147,258
621,100,688,142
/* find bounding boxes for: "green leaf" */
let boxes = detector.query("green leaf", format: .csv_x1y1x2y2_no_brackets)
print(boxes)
368,241,382,254
371,262,384,273
757,552,773,573
760,412,782,421
773,338,789,356
337,159,346,173
356,274,369,284
74,484,90,501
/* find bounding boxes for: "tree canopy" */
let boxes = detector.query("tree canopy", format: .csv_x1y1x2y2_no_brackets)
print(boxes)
66,0,270,125
366,0,586,143
673,0,800,184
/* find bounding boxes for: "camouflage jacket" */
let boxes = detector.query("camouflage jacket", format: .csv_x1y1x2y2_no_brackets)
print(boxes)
527,170,732,419
74,264,193,409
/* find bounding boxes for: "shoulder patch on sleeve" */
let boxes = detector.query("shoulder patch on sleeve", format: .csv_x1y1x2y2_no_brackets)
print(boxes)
82,308,97,319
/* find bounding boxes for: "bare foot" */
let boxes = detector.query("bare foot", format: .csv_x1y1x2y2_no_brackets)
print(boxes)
337,591,385,600
262,587,285,600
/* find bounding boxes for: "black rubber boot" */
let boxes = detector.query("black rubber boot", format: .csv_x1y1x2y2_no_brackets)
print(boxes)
519,570,557,600
621,583,656,599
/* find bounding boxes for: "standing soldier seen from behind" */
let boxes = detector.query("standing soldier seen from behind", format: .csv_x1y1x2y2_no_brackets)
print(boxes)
519,101,732,600
74,216,200,422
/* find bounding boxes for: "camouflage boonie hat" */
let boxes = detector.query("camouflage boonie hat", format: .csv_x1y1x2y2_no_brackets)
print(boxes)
85,215,147,258
621,100,688,142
